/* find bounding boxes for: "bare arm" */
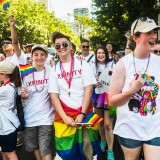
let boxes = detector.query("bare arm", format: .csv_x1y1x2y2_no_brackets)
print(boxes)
9,16,21,57
75,84,93,123
50,93,75,126
109,60,144,106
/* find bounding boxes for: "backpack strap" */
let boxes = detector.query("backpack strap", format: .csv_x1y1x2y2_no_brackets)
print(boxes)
87,54,94,63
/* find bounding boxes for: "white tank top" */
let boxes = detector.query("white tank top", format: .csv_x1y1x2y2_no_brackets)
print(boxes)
114,53,160,141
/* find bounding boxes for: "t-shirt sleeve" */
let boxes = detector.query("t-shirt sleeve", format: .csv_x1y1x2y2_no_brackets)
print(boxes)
48,67,59,93
81,60,97,87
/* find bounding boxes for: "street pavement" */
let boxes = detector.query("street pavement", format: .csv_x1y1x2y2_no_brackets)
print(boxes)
0,134,124,160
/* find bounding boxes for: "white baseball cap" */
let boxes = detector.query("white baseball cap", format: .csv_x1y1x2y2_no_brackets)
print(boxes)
131,17,160,35
0,60,16,74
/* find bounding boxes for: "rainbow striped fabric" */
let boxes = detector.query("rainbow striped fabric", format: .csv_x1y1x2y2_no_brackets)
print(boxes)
19,64,36,78
0,0,10,11
81,111,104,127
54,100,102,160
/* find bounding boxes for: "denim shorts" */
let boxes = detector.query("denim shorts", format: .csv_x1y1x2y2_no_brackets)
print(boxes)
117,135,160,148
24,125,53,156
0,131,17,152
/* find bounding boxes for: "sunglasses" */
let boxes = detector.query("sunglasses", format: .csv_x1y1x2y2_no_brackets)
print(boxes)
55,42,69,50
1,41,11,46
154,50,160,54
82,46,89,49
132,17,152,35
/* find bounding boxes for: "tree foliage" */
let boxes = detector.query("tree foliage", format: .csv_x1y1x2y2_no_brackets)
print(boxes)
0,0,80,50
90,0,160,50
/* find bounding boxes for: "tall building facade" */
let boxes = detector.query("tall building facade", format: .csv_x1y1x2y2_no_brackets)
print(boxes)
74,8,89,21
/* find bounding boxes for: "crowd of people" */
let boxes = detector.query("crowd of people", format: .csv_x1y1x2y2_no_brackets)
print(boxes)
0,15,160,160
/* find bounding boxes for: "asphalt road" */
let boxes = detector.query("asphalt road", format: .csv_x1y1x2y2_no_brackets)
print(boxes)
0,133,124,160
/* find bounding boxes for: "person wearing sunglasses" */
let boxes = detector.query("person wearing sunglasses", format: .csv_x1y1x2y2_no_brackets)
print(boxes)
49,32,102,160
109,17,160,160
80,39,95,63
1,16,26,66
151,40,160,56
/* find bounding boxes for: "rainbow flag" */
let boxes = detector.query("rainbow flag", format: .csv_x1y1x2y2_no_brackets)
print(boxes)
19,64,36,78
81,111,104,127
0,0,10,11
54,100,102,160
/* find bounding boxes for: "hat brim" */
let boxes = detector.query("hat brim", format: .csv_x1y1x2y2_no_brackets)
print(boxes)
138,26,160,33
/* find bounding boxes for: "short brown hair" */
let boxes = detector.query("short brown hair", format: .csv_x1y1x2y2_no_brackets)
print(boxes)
50,32,71,44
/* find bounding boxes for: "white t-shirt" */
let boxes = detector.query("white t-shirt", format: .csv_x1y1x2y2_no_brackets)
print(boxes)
0,83,20,135
5,50,26,66
23,67,55,127
48,58,97,109
45,54,53,67
80,54,95,64
91,61,115,78
114,53,160,141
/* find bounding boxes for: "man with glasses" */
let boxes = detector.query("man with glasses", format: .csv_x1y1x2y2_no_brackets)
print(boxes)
1,16,26,66
80,39,95,63
49,31,102,160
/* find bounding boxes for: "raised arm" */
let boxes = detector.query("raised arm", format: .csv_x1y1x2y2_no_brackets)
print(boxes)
9,15,21,57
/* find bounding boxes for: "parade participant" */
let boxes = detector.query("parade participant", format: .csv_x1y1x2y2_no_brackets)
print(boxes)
21,44,55,160
91,46,115,160
24,43,33,64
80,39,95,63
49,32,102,160
106,43,118,63
1,16,26,66
0,61,21,160
109,17,160,160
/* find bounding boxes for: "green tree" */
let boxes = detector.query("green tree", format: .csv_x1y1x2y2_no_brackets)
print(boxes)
0,0,80,51
91,0,159,50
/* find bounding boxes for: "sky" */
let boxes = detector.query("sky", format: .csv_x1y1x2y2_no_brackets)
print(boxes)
52,0,92,21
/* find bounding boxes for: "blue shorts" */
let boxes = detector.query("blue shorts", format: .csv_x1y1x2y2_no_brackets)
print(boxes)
0,131,17,152
117,135,160,148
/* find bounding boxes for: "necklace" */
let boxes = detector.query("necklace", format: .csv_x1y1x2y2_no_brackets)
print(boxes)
133,52,150,78
60,57,74,97
33,68,46,93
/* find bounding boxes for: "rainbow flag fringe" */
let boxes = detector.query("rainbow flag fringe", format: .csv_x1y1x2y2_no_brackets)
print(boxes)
19,64,36,78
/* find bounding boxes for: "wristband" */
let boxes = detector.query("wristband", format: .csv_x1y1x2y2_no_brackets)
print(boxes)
80,112,86,116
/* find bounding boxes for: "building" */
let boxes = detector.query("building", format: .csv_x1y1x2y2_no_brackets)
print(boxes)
74,8,89,21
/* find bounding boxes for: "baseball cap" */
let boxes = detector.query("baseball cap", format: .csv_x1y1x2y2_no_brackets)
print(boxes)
25,43,34,48
131,17,160,35
31,44,48,54
50,31,70,44
0,60,16,74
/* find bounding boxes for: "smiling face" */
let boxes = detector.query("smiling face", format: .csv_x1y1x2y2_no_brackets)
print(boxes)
96,48,106,64
2,41,13,56
135,30,158,53
32,49,48,68
81,41,90,56
55,38,72,61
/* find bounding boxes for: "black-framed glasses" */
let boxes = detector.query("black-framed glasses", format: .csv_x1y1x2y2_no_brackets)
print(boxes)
132,17,152,35
55,42,69,50
82,46,89,49
154,50,160,54
1,41,11,46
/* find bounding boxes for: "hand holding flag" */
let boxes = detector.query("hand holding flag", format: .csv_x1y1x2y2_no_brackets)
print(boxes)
78,111,104,127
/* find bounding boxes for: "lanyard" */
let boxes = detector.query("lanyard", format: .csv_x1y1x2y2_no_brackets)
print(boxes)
3,80,11,86
60,57,74,96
